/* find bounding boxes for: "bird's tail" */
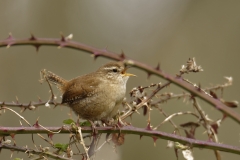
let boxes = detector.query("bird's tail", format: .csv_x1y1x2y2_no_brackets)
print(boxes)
40,69,67,92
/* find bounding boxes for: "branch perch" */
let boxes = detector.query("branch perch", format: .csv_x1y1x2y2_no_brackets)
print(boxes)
0,126,240,155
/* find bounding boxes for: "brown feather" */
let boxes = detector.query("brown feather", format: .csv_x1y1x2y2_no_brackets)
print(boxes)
41,70,68,92
62,72,101,104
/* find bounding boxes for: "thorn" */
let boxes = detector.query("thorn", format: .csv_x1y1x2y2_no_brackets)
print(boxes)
140,135,143,140
34,117,40,128
33,44,41,52
152,136,158,146
6,32,14,40
155,63,160,71
222,113,227,120
197,83,201,92
38,96,42,102
129,114,133,120
145,122,152,131
173,130,177,134
58,33,72,48
92,52,100,60
29,33,37,40
10,133,15,139
15,96,19,104
20,107,26,113
6,33,15,48
120,50,126,59
147,72,152,79
48,133,54,140
60,32,66,42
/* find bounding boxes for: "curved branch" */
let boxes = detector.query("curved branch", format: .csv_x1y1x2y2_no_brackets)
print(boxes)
0,126,240,155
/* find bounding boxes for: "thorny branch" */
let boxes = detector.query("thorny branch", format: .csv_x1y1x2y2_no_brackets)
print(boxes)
0,143,74,160
1,126,240,155
0,100,63,111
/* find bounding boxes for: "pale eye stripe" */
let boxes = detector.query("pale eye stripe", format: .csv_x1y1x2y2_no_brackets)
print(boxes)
104,67,117,70
104,67,119,70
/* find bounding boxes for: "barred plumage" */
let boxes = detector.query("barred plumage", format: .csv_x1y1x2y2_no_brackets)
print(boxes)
40,69,67,92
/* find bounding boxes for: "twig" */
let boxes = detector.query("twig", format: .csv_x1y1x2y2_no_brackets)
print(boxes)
0,143,75,160
191,98,221,159
77,127,90,160
155,107,180,133
152,77,232,106
38,124,62,134
121,82,171,120
95,137,112,153
37,133,54,146
192,98,218,142
0,100,63,109
154,111,200,130
41,69,56,101
0,106,31,127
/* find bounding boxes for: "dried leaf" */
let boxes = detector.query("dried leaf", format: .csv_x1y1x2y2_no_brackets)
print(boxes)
180,122,200,128
182,149,194,160
223,100,238,108
166,140,174,148
210,91,218,99
112,133,125,146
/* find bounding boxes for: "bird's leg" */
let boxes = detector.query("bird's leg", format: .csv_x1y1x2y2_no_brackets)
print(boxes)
101,119,113,126
88,133,102,158
88,120,98,136
101,117,123,138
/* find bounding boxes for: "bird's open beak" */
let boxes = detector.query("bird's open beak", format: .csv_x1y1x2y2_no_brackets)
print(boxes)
122,67,136,77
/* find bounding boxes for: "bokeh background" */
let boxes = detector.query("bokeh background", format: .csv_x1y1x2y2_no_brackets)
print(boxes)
0,1,240,160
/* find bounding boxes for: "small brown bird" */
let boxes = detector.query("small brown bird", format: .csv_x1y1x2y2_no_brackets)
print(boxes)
41,61,135,122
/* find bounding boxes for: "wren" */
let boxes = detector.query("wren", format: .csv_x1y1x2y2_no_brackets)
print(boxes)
41,61,135,122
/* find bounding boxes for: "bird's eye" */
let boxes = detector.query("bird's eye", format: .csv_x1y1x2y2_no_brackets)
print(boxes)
112,68,118,72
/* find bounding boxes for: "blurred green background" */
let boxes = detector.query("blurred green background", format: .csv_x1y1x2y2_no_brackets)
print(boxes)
0,0,240,160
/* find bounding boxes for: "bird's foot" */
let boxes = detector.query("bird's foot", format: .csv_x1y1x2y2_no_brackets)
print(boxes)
88,120,98,136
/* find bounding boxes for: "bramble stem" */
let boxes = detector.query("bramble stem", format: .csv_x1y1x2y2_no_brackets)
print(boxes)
1,126,240,155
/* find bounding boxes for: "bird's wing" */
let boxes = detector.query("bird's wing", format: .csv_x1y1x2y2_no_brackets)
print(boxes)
61,74,100,104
